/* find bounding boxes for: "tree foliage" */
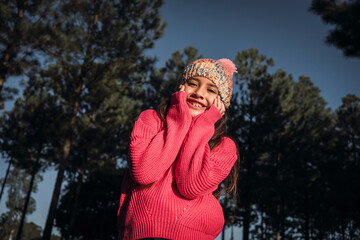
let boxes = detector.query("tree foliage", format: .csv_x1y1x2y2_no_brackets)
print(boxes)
0,168,40,240
0,0,50,108
310,0,360,58
1,0,166,239
55,164,125,240
0,1,359,239
229,48,360,240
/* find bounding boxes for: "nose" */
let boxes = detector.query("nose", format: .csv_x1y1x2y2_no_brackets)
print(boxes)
192,86,205,99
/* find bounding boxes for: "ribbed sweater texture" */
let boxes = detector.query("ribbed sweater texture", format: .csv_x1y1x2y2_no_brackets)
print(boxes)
117,91,237,240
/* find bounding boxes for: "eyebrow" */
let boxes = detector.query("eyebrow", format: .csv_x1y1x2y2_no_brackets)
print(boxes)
190,77,217,88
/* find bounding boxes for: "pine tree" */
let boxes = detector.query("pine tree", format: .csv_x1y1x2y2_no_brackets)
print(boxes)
54,162,125,239
310,0,360,58
0,77,60,240
278,75,333,239
0,0,51,108
336,94,360,165
29,1,166,239
0,168,39,240
50,45,201,240
231,48,338,239
0,111,19,204
250,69,294,240
231,48,275,240
331,94,360,239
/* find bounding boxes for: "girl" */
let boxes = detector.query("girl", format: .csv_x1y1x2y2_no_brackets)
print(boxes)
117,58,240,240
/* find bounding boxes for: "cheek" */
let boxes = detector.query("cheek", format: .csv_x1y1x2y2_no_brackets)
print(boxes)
183,85,193,95
209,96,217,105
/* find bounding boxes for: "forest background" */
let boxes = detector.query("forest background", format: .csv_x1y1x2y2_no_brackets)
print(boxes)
0,0,359,240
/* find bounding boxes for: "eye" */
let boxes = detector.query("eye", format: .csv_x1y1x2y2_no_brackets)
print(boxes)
187,82,197,87
208,88,217,94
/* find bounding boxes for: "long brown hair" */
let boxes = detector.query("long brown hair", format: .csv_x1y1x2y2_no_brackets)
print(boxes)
157,98,240,200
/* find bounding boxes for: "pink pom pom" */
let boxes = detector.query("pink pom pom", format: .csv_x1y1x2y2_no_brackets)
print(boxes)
217,58,237,77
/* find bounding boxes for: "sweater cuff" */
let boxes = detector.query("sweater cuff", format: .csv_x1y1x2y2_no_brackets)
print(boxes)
170,91,186,106
202,105,223,124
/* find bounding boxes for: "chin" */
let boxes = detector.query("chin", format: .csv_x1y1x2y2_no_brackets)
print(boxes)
190,110,204,118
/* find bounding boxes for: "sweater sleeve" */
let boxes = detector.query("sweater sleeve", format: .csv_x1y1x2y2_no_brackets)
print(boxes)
128,91,192,185
175,105,238,199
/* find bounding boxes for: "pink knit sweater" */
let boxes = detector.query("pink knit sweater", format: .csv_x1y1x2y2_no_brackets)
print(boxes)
117,91,237,240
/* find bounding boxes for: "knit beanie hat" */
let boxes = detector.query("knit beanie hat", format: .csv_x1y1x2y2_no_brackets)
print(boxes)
182,58,237,108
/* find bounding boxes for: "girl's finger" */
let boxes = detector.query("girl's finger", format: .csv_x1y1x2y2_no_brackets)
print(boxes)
219,96,225,116
179,84,185,92
213,96,220,114
214,96,218,107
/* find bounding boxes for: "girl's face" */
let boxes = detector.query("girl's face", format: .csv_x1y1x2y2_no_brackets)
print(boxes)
182,76,219,118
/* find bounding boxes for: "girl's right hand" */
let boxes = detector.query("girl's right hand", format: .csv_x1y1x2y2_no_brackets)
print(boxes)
179,84,185,92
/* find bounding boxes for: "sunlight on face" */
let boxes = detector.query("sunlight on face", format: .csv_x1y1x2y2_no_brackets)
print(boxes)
183,77,219,117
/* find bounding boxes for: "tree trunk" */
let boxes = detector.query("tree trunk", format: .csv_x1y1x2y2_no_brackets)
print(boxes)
280,172,285,239
276,153,282,240
280,202,285,240
243,201,250,240
351,132,357,164
350,220,354,240
319,219,323,240
16,148,41,240
0,75,5,94
41,92,81,240
260,210,264,240
305,190,310,240
42,7,98,239
67,120,93,240
243,95,254,240
221,224,225,240
67,168,84,239
341,220,345,240
276,203,280,240
0,46,11,95
222,195,228,240
0,156,13,203
8,229,14,240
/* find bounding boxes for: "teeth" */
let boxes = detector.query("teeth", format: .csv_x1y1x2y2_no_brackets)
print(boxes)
191,102,203,107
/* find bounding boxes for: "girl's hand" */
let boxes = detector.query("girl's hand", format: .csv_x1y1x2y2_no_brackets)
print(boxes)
179,84,185,92
214,96,225,116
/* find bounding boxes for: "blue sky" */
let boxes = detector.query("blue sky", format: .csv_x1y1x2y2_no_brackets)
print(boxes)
1,0,359,239
148,0,360,110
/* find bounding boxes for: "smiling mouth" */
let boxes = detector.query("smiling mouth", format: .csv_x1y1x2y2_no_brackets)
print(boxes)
187,99,206,108
190,102,203,107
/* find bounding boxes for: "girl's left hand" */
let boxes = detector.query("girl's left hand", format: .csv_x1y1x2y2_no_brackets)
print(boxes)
214,96,225,116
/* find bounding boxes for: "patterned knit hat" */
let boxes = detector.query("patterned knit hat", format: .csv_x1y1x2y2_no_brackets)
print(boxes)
182,58,237,108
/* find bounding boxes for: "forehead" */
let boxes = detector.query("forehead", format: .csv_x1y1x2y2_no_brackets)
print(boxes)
189,76,217,87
